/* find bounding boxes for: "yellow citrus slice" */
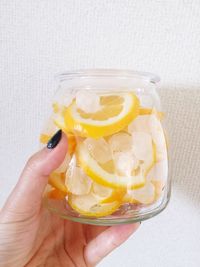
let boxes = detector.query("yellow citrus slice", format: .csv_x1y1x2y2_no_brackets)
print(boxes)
52,107,72,134
68,193,120,217
40,134,50,144
64,92,140,138
47,188,66,200
144,141,157,176
65,162,125,202
92,182,126,203
52,93,75,133
48,172,68,194
139,108,164,120
77,143,145,189
53,112,66,130
92,181,112,197
67,134,77,154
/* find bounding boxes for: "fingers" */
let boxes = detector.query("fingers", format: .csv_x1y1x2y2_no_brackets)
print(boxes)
84,225,109,243
2,131,68,218
84,223,140,267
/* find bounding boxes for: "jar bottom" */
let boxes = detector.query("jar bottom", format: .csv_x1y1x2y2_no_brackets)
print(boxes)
43,195,170,226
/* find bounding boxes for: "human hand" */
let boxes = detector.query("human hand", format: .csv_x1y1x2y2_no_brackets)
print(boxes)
0,131,140,267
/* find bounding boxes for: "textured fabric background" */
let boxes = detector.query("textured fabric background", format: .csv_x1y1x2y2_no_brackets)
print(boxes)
1,1,200,266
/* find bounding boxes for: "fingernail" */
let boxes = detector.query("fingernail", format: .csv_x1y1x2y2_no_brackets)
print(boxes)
140,222,142,224
47,129,62,149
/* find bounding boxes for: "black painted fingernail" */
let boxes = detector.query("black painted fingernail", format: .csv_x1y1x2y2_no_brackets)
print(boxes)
140,222,142,224
47,129,62,149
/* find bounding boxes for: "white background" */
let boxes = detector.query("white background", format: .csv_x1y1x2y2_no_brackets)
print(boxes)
1,1,200,266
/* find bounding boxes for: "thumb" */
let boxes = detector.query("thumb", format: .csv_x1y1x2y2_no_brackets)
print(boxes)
2,130,68,219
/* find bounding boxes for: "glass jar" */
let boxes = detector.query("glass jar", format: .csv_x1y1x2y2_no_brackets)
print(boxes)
41,69,170,225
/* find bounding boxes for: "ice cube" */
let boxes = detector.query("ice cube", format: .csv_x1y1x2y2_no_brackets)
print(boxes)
76,90,101,113
132,132,153,161
84,138,112,164
53,90,74,108
129,114,167,161
113,151,139,176
127,182,155,204
66,166,92,195
108,132,133,153
128,115,150,134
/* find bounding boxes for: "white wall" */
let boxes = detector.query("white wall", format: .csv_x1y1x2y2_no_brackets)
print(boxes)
0,1,200,267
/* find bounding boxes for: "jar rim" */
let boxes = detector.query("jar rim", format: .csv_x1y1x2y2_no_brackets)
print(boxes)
56,69,160,83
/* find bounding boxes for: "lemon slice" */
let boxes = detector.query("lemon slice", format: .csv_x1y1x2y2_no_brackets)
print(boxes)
47,188,66,200
68,193,120,217
123,182,155,204
65,163,125,202
53,112,66,131
92,182,126,203
145,142,157,176
77,143,145,189
64,92,140,138
52,107,72,134
148,115,168,161
66,134,77,155
48,172,68,194
139,108,164,120
40,134,50,144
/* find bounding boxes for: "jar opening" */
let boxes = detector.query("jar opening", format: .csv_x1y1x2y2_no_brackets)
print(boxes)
56,69,160,84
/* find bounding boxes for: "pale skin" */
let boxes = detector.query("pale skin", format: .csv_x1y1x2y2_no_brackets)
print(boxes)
0,134,140,267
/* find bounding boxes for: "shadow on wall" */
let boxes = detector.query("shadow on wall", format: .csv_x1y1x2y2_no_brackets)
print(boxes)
159,88,200,207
